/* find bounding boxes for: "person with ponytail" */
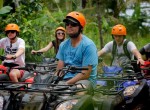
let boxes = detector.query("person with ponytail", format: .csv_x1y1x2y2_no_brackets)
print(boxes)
31,27,66,55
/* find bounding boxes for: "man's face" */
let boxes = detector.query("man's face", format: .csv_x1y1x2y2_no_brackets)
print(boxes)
65,20,80,37
6,30,17,39
113,35,124,45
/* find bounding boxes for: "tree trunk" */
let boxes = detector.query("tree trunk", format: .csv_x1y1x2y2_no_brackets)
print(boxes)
82,0,87,8
65,0,72,11
14,0,19,8
96,0,103,49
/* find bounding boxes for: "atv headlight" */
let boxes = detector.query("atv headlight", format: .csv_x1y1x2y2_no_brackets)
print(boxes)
55,99,78,110
123,85,139,97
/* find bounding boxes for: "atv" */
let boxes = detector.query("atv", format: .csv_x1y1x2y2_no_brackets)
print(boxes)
94,58,150,110
0,64,94,110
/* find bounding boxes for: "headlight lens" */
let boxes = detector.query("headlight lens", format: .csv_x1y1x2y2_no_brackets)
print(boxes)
123,85,139,97
55,99,78,110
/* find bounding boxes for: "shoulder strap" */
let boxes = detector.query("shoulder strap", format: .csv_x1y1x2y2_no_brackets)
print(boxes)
123,40,131,60
111,40,117,65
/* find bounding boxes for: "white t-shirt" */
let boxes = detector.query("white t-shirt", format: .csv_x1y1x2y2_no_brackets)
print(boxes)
0,37,25,66
102,39,137,66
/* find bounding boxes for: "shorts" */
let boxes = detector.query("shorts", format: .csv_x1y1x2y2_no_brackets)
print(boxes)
10,69,25,78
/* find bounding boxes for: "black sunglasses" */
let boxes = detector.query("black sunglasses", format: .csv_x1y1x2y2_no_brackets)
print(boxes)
65,21,79,27
57,32,65,35
6,30,16,34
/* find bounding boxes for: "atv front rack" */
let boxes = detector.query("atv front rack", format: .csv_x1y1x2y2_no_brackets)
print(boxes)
95,72,145,95
0,81,87,94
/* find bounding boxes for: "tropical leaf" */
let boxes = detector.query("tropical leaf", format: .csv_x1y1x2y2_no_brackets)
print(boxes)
0,6,12,14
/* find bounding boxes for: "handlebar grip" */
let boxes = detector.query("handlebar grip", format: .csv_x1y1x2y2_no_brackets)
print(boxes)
36,52,43,56
70,66,88,70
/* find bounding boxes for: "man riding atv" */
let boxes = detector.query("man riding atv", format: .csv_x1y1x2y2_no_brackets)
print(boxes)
56,11,98,88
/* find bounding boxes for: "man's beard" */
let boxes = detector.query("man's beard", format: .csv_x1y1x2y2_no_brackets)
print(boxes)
69,31,80,38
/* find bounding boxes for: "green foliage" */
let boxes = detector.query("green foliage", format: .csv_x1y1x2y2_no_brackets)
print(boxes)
0,1,68,62
121,3,149,37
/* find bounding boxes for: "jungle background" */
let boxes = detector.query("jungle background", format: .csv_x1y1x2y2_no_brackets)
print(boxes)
0,0,150,70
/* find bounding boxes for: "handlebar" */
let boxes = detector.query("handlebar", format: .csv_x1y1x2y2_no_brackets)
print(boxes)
98,71,144,81
34,52,43,56
59,66,89,71
67,66,88,71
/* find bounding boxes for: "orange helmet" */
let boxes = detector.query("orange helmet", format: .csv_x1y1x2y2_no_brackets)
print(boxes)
55,27,66,32
111,24,126,36
64,11,86,28
5,23,20,32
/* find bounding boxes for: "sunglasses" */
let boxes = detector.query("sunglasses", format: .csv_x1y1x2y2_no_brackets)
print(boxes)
57,32,65,35
6,30,16,34
65,21,79,27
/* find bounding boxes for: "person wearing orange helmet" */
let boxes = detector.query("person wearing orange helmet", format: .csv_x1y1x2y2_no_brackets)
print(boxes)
0,23,25,82
98,24,144,67
56,11,98,87
31,26,66,55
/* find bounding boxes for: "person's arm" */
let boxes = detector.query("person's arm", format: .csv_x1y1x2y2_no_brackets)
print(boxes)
31,42,53,54
132,49,144,65
97,50,105,57
55,60,65,76
57,60,64,70
66,65,92,84
98,42,112,57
